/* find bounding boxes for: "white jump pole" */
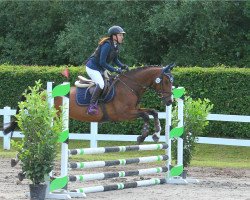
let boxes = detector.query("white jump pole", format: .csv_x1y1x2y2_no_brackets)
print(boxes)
3,107,11,150
177,98,184,166
165,103,172,180
166,87,187,184
61,83,69,178
45,82,72,199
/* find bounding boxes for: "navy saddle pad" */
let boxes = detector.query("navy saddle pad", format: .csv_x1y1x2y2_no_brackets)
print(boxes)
76,86,115,106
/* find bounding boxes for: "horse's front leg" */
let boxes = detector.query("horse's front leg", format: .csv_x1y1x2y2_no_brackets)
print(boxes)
147,109,161,142
137,109,161,143
137,111,150,144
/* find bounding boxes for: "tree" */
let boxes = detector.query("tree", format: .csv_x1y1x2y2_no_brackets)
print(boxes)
0,1,248,67
147,1,249,67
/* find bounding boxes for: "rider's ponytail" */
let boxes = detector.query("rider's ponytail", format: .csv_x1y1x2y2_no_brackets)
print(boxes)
98,37,110,45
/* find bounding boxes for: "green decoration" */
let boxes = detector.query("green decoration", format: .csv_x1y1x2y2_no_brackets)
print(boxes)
170,127,184,138
170,165,183,177
173,87,185,99
57,130,69,143
50,176,68,192
52,83,70,97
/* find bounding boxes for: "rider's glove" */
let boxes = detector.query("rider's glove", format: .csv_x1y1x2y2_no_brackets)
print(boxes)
116,68,122,74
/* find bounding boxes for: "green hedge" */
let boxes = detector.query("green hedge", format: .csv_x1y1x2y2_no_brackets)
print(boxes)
0,65,249,139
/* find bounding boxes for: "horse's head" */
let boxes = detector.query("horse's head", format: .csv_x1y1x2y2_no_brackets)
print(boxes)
119,64,175,106
152,63,175,106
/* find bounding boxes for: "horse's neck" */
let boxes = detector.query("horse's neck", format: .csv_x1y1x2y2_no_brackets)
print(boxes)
131,67,160,86
121,67,160,94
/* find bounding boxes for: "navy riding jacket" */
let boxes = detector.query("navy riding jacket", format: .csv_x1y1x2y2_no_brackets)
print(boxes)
86,39,124,73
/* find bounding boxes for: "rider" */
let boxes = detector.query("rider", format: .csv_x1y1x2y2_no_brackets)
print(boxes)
85,25,128,115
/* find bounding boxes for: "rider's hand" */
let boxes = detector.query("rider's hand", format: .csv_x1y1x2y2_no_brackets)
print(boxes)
116,68,122,74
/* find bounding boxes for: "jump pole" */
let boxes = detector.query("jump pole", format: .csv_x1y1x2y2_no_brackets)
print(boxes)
45,83,197,199
45,82,170,198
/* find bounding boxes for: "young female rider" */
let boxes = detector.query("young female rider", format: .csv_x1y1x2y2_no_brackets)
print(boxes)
85,25,128,115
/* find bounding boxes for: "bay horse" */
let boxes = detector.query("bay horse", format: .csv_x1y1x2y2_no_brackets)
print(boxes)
3,64,175,144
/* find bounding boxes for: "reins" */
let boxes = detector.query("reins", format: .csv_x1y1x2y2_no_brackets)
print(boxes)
116,73,149,98
120,74,148,89
110,66,174,103
116,71,173,102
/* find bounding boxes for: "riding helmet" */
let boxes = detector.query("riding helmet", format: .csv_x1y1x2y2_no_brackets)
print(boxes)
108,26,125,36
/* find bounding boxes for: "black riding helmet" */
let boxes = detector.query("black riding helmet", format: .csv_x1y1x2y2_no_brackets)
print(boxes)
108,26,125,36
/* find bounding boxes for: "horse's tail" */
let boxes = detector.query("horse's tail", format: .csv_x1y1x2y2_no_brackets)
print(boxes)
3,92,27,136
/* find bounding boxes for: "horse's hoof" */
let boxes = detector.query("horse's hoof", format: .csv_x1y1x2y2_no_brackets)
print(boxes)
152,134,160,142
18,172,26,181
137,136,145,144
11,159,17,167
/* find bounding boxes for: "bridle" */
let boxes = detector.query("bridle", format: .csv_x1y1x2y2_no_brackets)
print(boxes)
115,68,174,103
154,70,173,102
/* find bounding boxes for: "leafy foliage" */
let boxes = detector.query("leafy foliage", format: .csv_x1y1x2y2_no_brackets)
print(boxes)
1,65,249,139
12,81,63,184
0,1,249,67
172,96,214,167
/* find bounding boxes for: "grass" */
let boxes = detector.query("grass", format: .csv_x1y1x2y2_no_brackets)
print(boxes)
193,143,250,168
0,138,249,169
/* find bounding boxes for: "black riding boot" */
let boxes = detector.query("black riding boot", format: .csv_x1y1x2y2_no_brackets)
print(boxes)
87,84,103,115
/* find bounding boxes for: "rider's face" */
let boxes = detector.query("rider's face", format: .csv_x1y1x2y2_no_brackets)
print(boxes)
113,33,124,44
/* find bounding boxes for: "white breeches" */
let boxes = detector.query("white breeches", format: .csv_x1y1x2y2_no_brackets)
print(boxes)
86,67,105,89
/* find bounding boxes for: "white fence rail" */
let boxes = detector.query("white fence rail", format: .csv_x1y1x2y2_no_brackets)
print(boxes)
207,114,250,123
1,106,250,150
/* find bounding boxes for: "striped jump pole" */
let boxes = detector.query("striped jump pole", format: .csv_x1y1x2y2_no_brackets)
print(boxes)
69,166,168,182
69,143,168,155
69,155,168,169
69,178,166,196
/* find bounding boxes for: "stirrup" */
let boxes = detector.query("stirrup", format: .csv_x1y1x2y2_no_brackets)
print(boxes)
87,103,99,115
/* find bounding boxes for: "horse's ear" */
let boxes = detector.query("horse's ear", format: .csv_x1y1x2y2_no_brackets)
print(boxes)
169,63,175,70
163,63,175,73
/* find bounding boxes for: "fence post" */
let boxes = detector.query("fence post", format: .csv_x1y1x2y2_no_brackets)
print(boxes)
3,106,11,150
165,104,172,179
177,98,184,166
90,122,98,148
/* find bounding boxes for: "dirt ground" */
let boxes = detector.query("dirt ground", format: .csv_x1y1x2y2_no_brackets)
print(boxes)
0,157,249,200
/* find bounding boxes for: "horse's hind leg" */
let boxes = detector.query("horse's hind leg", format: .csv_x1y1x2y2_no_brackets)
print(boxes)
11,153,20,167
137,112,150,144
10,153,25,181
18,171,26,181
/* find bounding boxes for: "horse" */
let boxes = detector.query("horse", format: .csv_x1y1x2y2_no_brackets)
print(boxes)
3,64,175,144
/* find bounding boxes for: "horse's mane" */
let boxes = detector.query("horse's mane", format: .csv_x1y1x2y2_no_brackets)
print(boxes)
124,65,162,75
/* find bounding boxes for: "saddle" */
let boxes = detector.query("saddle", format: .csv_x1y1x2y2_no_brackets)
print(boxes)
74,71,115,106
